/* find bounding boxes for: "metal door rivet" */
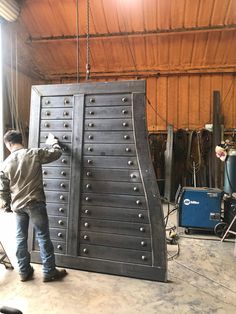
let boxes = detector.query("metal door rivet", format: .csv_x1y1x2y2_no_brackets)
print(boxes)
57,245,62,250
141,255,147,261
133,187,138,191
44,123,50,127
88,123,94,127
86,172,92,177
128,161,133,166
84,222,89,227
138,213,143,219
58,207,64,212
46,111,50,116
124,135,129,139
44,135,48,139
43,183,46,187
43,170,47,175
83,235,89,240
61,159,66,163
63,111,69,116
122,97,127,102
58,220,63,225
86,184,91,189
122,109,128,114
136,200,141,205
89,98,95,103
141,241,146,247
60,183,65,188
125,147,131,152
87,159,93,164
89,111,94,115
64,123,69,128
61,171,66,176
57,232,62,238
85,197,90,201
88,135,93,140
83,248,88,253
64,99,70,104
63,135,68,140
130,173,136,178
139,227,145,232
122,122,128,127
84,209,90,215
88,147,93,152
45,100,50,105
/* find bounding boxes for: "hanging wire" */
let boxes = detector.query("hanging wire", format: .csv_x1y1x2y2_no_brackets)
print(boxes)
15,32,18,124
10,31,15,128
86,0,91,80
76,0,80,82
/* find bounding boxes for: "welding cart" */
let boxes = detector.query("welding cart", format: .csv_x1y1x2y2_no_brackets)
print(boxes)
177,187,231,237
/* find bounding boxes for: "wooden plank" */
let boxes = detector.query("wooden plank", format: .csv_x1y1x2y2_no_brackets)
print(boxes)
133,93,167,269
80,205,149,223
80,231,151,251
82,168,141,182
83,143,136,156
80,218,150,237
34,253,167,282
83,156,138,169
81,193,147,209
67,94,85,255
84,131,134,144
32,81,146,96
82,180,144,195
79,244,152,265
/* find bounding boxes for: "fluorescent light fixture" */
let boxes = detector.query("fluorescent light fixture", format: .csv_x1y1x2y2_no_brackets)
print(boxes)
0,0,20,22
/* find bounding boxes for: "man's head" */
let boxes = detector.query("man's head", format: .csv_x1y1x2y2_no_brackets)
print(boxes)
3,130,23,152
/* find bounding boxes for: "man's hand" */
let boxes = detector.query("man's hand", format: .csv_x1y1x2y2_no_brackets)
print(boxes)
45,133,59,147
0,206,12,213
4,206,13,213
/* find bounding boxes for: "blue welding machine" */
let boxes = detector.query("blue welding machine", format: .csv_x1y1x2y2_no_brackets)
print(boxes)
178,187,223,230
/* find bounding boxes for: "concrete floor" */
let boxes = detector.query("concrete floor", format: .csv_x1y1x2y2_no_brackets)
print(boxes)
0,211,236,314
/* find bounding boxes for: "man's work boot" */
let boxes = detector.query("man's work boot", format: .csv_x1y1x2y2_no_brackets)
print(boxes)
20,266,34,282
43,268,67,282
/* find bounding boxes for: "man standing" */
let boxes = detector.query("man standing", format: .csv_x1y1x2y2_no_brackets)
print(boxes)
0,130,67,282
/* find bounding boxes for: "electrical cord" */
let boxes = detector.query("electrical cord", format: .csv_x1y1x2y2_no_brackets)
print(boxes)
163,199,180,260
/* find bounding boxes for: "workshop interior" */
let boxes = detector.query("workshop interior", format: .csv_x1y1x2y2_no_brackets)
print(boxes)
0,1,236,314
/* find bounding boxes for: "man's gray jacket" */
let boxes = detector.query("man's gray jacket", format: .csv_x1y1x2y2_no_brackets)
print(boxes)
0,147,62,212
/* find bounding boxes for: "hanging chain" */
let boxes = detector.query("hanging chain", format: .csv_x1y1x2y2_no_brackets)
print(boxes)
76,0,80,82
86,0,91,80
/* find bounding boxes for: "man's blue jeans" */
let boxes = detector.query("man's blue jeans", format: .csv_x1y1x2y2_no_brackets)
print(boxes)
15,202,55,276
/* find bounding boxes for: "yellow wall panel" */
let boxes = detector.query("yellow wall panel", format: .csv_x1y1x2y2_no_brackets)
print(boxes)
146,74,236,131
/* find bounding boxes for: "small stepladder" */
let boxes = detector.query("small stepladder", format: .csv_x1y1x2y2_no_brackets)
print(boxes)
221,214,236,242
0,241,14,269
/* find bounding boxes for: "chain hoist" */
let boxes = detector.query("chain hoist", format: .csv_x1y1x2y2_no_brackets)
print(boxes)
76,0,80,82
86,0,91,80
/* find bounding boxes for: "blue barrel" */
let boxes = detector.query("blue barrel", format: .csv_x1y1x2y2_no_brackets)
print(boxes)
224,149,236,195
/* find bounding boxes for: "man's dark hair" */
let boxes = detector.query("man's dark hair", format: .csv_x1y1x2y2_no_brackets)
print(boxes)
4,130,23,145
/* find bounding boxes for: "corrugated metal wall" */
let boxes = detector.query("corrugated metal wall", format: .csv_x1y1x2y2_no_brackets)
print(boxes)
5,73,234,133
146,74,235,131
